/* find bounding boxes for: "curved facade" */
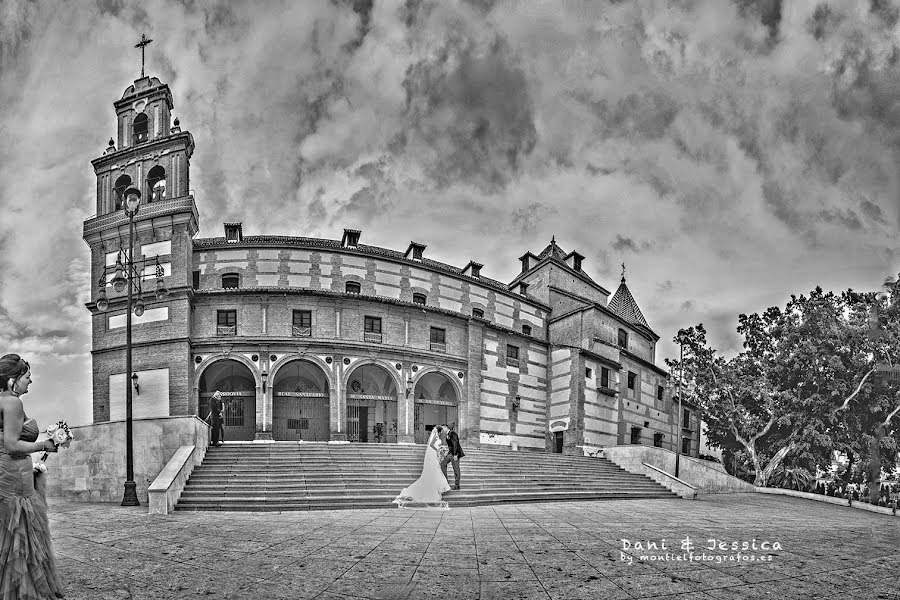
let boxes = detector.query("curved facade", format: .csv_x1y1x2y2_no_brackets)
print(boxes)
82,74,700,456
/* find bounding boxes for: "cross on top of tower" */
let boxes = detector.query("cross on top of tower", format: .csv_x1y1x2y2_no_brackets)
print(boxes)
621,262,626,284
134,34,153,78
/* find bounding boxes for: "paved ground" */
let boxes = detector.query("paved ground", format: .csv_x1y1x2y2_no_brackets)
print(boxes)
49,494,898,599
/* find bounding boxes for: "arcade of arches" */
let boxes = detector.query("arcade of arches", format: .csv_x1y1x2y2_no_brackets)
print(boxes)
198,359,461,444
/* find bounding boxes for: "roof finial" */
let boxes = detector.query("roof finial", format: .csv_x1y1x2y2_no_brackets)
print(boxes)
135,33,153,78
551,235,556,246
621,262,626,284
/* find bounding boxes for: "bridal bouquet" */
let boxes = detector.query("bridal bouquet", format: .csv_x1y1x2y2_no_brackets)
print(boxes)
40,420,74,461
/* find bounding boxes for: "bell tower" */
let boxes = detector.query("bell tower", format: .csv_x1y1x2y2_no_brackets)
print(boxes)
83,63,200,424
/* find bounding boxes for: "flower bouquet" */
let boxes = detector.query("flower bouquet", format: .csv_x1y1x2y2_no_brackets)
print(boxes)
40,420,74,462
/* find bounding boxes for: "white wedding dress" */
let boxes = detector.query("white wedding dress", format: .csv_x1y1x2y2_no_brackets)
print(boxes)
392,429,451,509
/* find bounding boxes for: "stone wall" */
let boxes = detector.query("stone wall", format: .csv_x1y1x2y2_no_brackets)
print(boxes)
42,416,209,503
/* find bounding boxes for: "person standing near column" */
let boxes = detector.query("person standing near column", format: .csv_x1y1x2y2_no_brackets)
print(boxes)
206,390,224,446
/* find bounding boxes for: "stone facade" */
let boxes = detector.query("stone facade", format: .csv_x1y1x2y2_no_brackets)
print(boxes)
81,74,699,459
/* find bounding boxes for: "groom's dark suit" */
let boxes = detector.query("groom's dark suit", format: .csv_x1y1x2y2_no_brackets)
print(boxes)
440,430,465,489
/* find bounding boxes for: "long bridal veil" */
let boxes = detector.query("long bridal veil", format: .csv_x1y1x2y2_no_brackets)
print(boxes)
392,428,451,509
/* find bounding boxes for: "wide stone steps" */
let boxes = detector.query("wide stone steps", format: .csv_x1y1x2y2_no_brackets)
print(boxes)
175,442,676,511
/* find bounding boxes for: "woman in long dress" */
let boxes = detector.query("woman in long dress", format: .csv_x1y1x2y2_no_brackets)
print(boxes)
0,354,64,599
393,427,451,509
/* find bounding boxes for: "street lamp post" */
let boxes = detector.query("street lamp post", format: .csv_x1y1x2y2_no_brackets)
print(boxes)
96,186,168,507
121,186,142,506
674,328,690,479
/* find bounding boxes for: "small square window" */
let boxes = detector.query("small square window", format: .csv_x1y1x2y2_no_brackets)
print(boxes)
630,427,641,444
522,324,532,336
346,282,361,294
585,367,592,379
653,433,663,448
507,345,519,360
292,310,312,337
429,327,445,344
216,310,236,336
627,371,636,390
364,316,382,333
413,293,427,305
472,308,484,318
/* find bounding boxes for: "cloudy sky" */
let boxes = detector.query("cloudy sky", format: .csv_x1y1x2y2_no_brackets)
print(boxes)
1,0,898,427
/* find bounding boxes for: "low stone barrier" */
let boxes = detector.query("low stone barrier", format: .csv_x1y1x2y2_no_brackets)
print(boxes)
148,445,200,515
598,445,755,495
43,416,210,503
755,487,899,517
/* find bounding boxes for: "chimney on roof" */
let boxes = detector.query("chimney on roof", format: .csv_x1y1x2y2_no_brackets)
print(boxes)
462,261,483,278
224,222,242,243
405,241,426,261
341,229,361,248
565,251,584,272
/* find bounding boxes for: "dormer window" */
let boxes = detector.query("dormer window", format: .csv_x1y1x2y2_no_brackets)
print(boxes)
573,255,582,271
472,308,484,318
221,274,239,289
346,282,361,294
147,165,166,202
405,242,426,261
412,293,427,305
341,229,361,248
224,223,242,243
522,324,532,336
519,282,529,296
462,261,482,278
133,113,149,144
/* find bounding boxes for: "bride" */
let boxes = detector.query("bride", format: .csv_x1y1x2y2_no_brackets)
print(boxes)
393,426,451,509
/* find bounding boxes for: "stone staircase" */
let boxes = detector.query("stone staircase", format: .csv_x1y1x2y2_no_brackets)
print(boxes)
175,442,677,511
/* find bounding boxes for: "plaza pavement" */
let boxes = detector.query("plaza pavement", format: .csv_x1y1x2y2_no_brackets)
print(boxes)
50,493,899,600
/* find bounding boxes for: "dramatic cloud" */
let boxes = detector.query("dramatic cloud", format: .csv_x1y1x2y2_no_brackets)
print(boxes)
1,0,898,425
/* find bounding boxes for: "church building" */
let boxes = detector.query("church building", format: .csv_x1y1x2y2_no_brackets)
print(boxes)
82,73,700,457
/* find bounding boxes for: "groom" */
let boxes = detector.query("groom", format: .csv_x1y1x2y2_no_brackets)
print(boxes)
439,424,465,490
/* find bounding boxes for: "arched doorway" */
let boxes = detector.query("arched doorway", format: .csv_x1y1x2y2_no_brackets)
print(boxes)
198,359,256,441
413,371,459,443
272,360,330,441
346,364,398,443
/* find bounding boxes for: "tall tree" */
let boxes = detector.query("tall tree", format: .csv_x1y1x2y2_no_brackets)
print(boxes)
675,288,878,486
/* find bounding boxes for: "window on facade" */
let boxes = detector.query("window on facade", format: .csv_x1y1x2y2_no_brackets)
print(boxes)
192,270,200,290
682,408,691,429
113,174,132,211
585,367,592,379
601,367,609,388
346,281,361,294
413,293,427,305
217,310,236,336
657,385,664,401
653,432,664,448
627,371,636,390
681,437,692,455
630,427,641,444
430,326,446,351
292,310,312,337
507,344,520,367
133,113,149,144
522,324,532,336
221,274,239,289
364,315,382,343
147,165,166,202
618,328,628,349
472,308,484,318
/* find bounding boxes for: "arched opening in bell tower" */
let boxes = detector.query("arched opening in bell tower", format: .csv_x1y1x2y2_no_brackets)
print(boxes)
133,113,149,144
147,165,166,202
113,174,132,211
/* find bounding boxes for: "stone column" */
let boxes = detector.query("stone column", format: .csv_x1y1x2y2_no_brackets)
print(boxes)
330,357,347,441
397,382,414,444
254,384,272,440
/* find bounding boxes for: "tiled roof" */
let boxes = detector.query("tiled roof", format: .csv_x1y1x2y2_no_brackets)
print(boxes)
536,237,568,262
192,235,546,306
608,278,650,329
